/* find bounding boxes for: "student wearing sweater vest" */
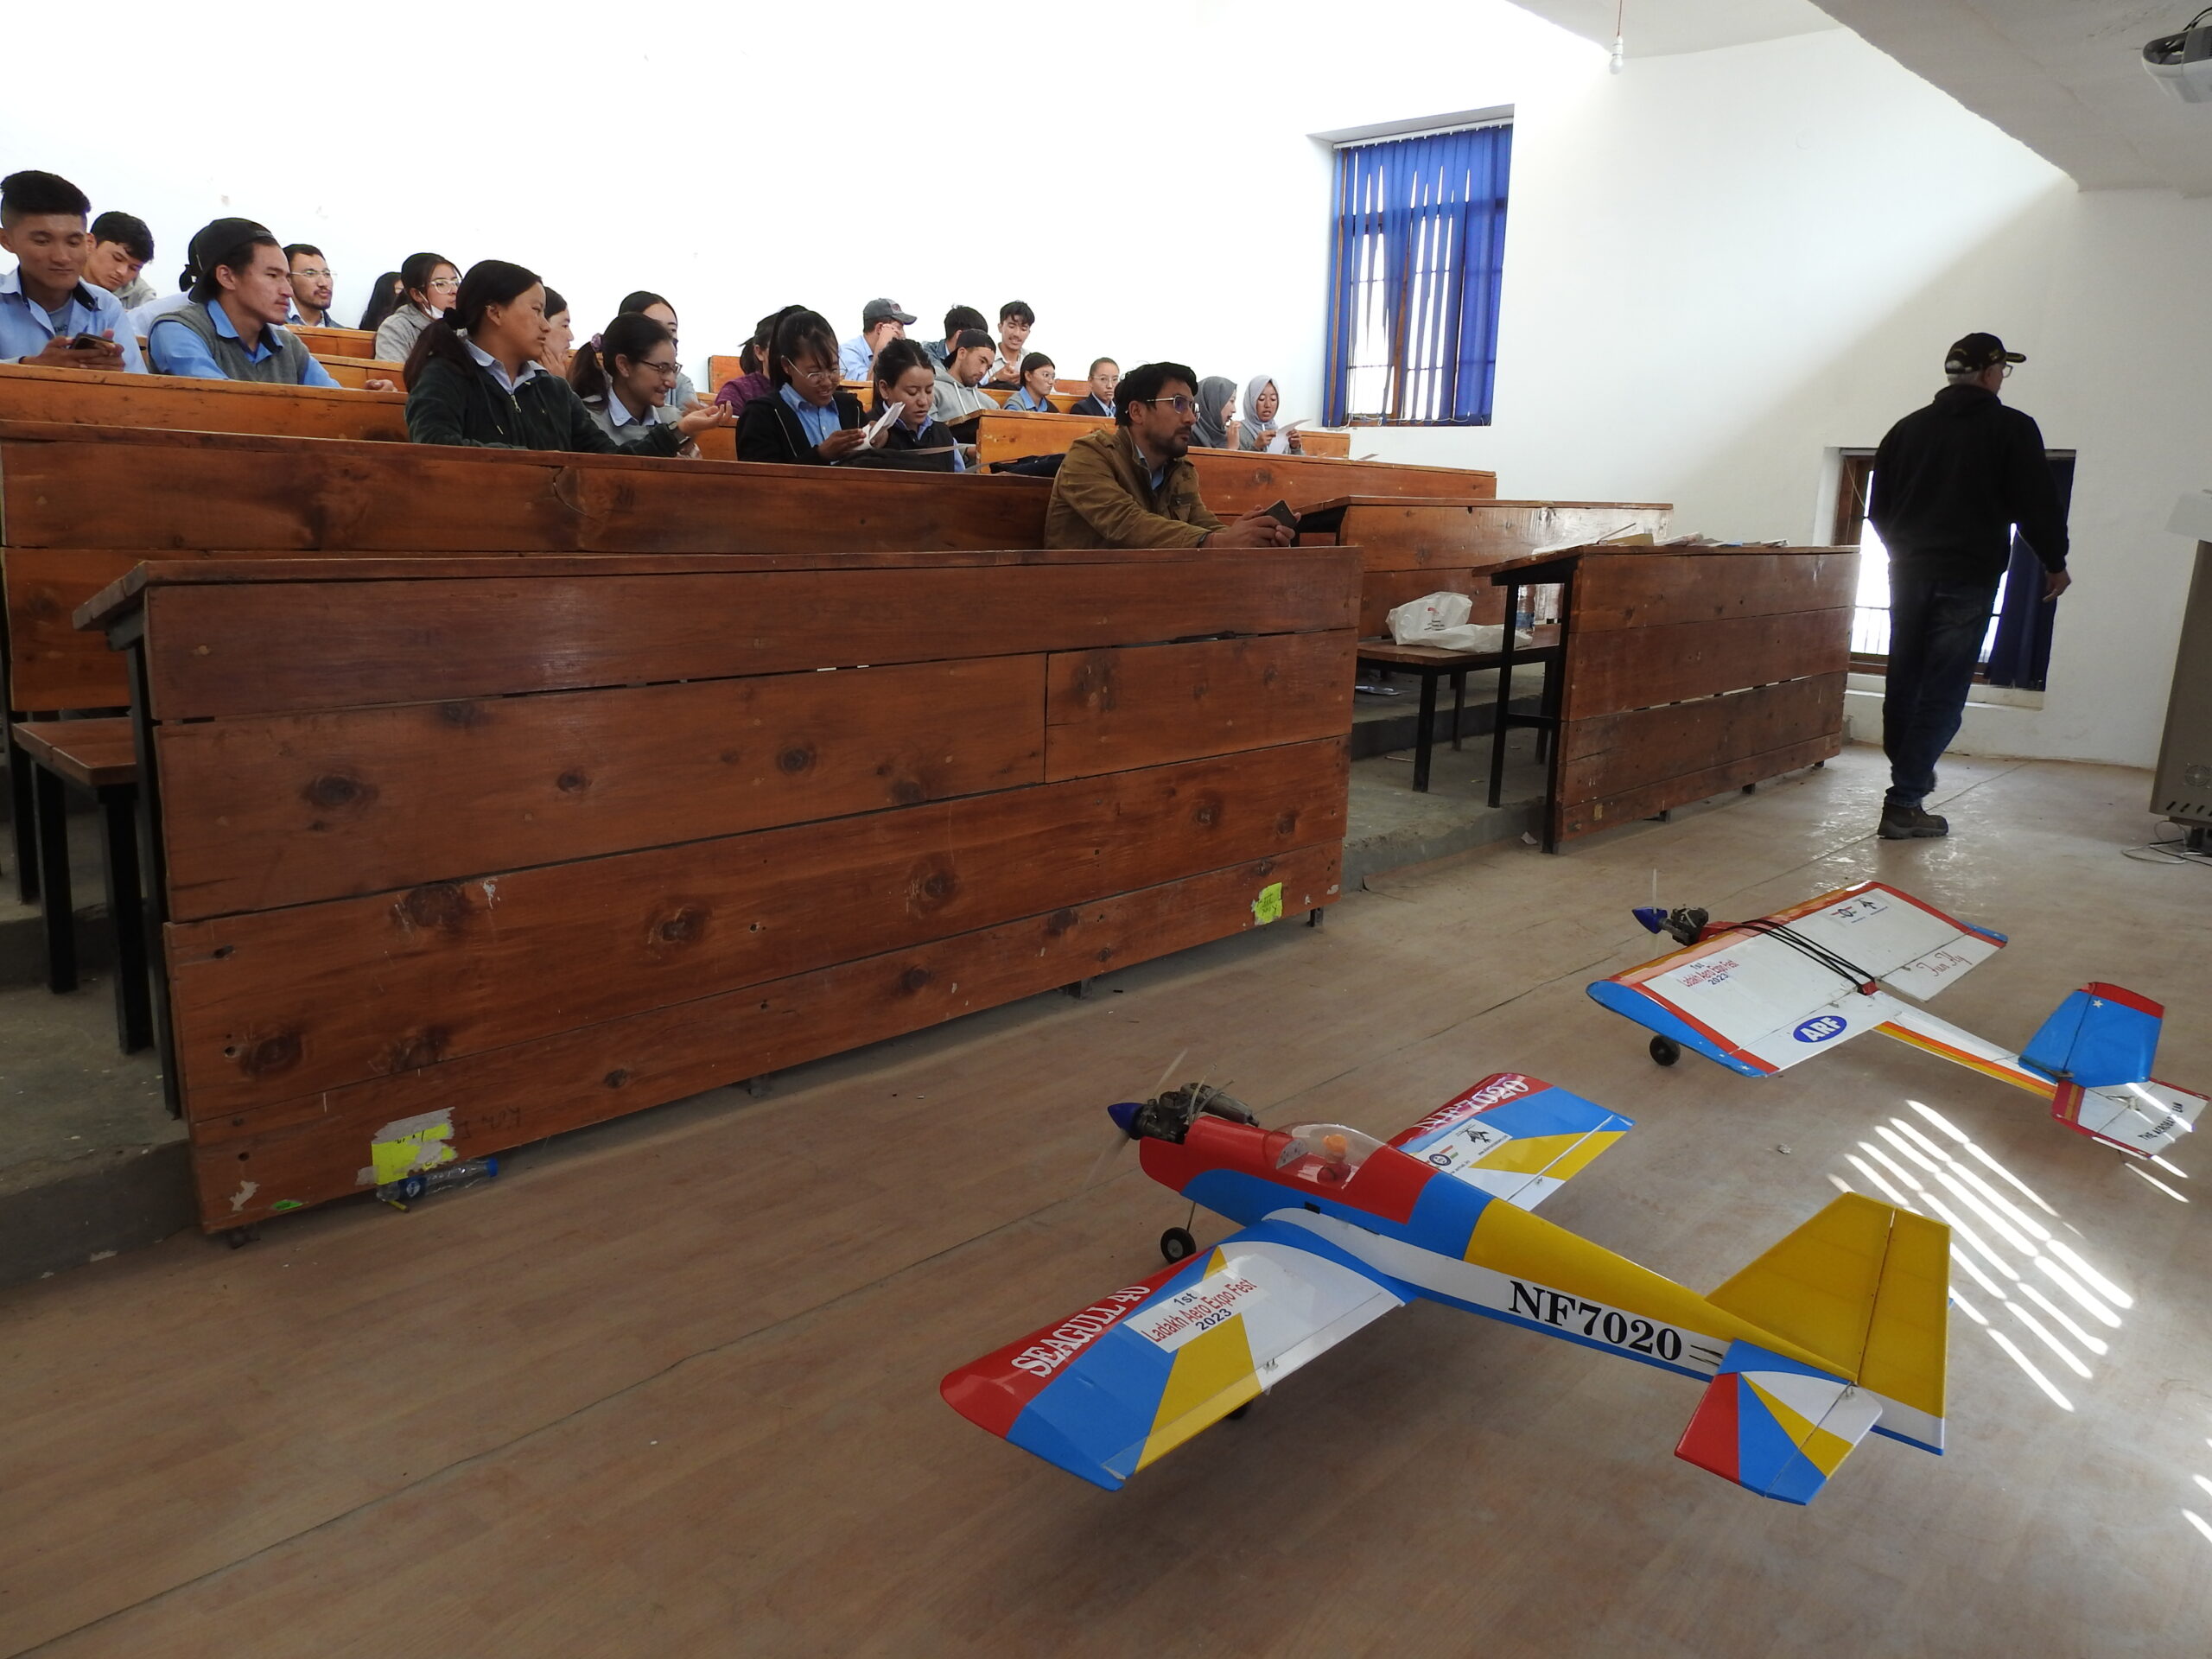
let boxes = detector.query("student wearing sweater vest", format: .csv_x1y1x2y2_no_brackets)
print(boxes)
147,219,378,388
734,308,868,465
85,212,157,310
404,259,732,454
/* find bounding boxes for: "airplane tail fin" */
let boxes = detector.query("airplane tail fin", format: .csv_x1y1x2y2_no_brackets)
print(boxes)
2022,984,2205,1154
1675,1194,1948,1502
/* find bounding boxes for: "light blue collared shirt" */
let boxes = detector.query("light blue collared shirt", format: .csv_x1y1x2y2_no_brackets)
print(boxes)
837,334,874,381
0,267,146,372
780,380,842,448
147,301,341,387
1007,387,1054,411
125,289,192,338
463,337,545,395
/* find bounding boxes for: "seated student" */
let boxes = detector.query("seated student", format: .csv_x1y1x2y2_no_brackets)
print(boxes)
1043,360,1295,551
617,290,701,412
734,308,868,465
283,244,339,327
716,305,797,416
1190,376,1236,448
838,297,914,381
866,338,963,470
0,170,145,372
404,258,732,454
925,304,987,368
1236,372,1304,453
930,327,1001,428
375,251,459,363
571,311,696,452
1005,352,1058,411
146,219,379,388
1068,357,1118,418
85,212,157,309
539,286,574,378
358,270,403,334
988,299,1033,388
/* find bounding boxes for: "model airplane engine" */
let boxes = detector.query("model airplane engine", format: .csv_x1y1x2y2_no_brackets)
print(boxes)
1107,1084,1258,1145
1630,905,1711,947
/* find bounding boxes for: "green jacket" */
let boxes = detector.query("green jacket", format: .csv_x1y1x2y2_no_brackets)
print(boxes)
405,353,685,455
1044,426,1224,549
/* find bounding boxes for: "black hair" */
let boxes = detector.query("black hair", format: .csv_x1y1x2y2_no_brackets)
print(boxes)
619,289,673,320
358,270,403,332
738,340,761,375
195,230,282,302
398,251,455,315
1114,361,1198,428
742,305,803,377
93,211,154,262
1088,356,1117,377
403,258,542,385
868,338,934,414
999,300,1034,327
952,328,994,355
542,286,568,320
1020,352,1055,382
767,309,839,391
282,241,323,264
943,305,987,340
0,170,90,227
569,311,673,404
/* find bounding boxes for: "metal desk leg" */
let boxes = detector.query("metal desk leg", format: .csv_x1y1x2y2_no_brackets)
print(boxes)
9,733,35,905
33,763,75,993
1413,671,1438,792
1487,582,1522,809
1451,670,1467,750
99,784,151,1052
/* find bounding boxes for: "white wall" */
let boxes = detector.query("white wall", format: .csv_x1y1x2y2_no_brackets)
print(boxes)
3,6,2196,766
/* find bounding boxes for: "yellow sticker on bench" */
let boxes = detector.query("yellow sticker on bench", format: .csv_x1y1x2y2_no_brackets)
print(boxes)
369,1112,458,1185
1252,883,1284,925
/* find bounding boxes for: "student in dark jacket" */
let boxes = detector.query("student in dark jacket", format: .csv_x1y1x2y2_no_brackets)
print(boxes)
1068,356,1118,418
404,258,733,454
1866,331,2071,842
865,339,962,469
735,308,868,465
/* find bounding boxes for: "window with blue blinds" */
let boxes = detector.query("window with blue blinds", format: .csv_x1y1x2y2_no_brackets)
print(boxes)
1324,122,1512,426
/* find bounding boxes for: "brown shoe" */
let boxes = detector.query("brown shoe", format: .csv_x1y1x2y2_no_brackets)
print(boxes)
1879,804,1949,840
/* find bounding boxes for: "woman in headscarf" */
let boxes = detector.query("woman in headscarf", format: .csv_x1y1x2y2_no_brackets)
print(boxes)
1236,373,1304,453
1191,375,1237,448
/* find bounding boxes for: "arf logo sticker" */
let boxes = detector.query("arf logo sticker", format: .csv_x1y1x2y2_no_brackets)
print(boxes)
1793,1015,1848,1044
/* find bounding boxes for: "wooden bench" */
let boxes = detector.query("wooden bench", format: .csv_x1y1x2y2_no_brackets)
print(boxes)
1484,546,1858,849
82,547,1358,1233
291,325,379,359
1296,497,1673,637
312,354,407,391
0,362,408,442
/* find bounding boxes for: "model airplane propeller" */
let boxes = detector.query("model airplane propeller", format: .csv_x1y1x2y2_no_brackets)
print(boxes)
944,1072,1948,1502
1591,880,2205,1157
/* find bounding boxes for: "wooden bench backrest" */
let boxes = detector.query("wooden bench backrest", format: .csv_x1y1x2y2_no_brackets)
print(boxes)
0,362,408,445
93,549,1357,1228
291,324,378,359
313,354,408,391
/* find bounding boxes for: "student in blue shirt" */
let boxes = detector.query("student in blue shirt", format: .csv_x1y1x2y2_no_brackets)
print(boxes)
0,170,145,373
146,219,379,389
1005,352,1058,412
734,308,868,465
838,297,915,381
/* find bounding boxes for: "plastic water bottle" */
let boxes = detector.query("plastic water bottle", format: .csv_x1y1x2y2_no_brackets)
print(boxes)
377,1156,499,1205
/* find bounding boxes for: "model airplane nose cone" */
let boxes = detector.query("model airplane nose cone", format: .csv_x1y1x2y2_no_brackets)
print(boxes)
1107,1102,1141,1138
1631,906,1669,934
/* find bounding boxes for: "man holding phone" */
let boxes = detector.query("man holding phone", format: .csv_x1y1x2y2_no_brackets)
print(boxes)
0,170,146,373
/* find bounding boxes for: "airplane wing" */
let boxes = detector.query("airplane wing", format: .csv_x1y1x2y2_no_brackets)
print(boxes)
1587,881,2007,1077
1386,1072,1634,1210
940,1218,1407,1490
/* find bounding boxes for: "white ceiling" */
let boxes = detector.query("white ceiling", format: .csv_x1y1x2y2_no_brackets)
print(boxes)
1506,0,1840,57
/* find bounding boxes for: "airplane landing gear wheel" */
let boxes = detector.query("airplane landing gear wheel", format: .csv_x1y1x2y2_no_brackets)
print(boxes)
1225,1402,1251,1421
1649,1035,1681,1067
1160,1226,1197,1264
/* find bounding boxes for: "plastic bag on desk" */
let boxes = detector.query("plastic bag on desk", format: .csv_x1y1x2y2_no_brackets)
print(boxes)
1386,590,1472,644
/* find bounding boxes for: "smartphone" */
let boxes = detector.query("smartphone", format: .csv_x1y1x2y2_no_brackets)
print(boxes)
67,333,111,350
1260,499,1300,531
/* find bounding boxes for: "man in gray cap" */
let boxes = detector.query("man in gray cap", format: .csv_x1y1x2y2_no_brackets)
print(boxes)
1866,332,2070,840
837,296,914,382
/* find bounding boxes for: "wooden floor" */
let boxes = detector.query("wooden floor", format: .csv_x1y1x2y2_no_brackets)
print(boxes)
4,748,2208,1657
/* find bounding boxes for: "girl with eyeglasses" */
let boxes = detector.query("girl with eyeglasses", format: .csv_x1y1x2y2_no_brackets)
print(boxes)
1005,352,1058,412
734,308,869,465
374,251,458,364
571,311,696,453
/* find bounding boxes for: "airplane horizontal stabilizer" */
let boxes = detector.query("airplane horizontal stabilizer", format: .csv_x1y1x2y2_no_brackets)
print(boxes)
1675,1342,1882,1505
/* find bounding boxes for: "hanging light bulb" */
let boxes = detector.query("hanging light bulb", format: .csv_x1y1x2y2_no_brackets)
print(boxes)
1610,33,1626,73
1610,0,1627,73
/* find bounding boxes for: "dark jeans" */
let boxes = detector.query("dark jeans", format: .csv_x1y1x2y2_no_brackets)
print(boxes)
1882,570,1999,808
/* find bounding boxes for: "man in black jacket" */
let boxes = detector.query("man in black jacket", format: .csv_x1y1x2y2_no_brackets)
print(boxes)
1866,333,2070,840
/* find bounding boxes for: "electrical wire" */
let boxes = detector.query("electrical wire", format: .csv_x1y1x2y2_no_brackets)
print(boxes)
1726,917,1881,995
2122,836,2212,867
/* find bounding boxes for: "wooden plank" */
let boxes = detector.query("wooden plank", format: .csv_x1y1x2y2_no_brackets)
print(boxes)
181,840,1341,1228
1298,431,1351,458
0,426,1050,553
291,325,378,359
1554,729,1843,843
975,410,1111,468
7,715,136,788
1567,550,1859,632
3,547,149,711
312,354,406,391
1558,609,1852,722
1043,632,1355,780
1556,673,1848,804
162,738,1348,1112
1325,500,1671,575
138,554,1362,719
0,362,408,443
156,655,1051,918
706,354,744,395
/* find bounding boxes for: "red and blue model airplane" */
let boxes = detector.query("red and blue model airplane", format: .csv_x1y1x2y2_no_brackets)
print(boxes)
944,1073,1948,1500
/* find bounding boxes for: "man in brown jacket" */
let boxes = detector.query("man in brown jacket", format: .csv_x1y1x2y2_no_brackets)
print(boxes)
1044,359,1296,550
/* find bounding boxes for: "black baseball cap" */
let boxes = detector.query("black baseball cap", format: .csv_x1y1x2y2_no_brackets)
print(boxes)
862,297,916,327
1945,332,2025,374
187,217,275,301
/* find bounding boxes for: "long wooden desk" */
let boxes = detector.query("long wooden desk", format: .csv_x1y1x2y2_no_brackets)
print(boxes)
0,362,408,442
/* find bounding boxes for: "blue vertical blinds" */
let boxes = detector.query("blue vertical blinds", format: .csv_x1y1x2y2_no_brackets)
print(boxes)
1325,122,1513,426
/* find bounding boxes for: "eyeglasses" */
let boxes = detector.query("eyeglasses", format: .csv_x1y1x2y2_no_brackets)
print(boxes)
427,277,461,292
638,358,681,376
292,267,332,280
783,361,841,385
1137,395,1197,415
